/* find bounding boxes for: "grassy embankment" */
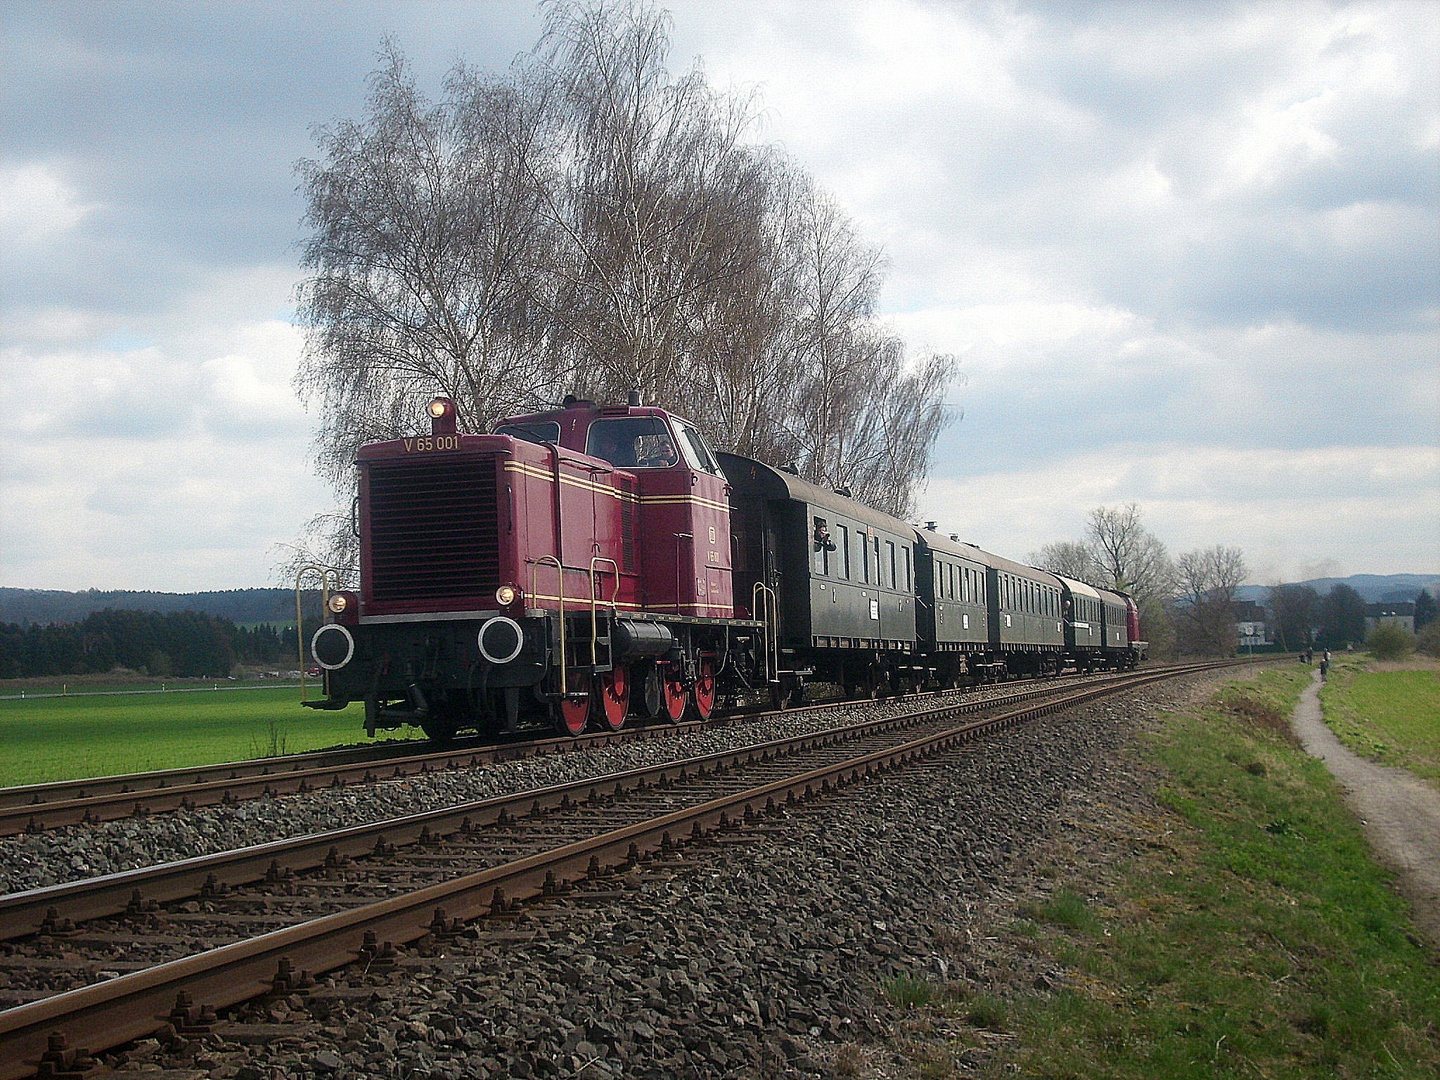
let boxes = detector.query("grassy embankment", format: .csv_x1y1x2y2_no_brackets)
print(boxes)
1321,659,1440,787
881,664,1440,1079
0,686,388,787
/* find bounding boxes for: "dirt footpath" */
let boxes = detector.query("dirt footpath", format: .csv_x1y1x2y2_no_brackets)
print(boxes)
1290,669,1440,947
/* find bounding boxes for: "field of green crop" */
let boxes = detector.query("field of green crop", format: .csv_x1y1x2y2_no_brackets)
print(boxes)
0,686,407,787
1321,663,1440,785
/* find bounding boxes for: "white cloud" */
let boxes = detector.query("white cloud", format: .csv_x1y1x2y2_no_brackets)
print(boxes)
1,0,1436,593
918,442,1440,584
0,262,328,590
0,161,97,248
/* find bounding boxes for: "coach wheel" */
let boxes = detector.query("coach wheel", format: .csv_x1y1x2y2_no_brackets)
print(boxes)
662,668,688,722
594,666,630,732
852,669,880,700
553,688,590,737
692,658,716,720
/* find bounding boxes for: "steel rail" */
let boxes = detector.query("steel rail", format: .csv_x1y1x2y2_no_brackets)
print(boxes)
0,666,1178,836
0,662,1230,1078
0,666,1173,941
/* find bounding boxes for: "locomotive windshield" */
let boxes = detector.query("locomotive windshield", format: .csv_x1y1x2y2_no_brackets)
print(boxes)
673,418,722,474
585,416,678,469
495,420,561,446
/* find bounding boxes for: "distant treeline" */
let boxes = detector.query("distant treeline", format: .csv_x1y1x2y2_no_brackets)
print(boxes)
0,588,305,628
0,609,306,679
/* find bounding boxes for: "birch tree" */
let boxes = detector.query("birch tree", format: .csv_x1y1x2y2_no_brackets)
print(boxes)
288,1,956,571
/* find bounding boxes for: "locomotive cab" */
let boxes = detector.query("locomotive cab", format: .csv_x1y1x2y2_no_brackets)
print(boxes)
495,397,734,618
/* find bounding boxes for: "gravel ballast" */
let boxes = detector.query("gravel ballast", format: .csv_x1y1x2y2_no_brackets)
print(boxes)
8,670,1242,1078
0,685,1074,895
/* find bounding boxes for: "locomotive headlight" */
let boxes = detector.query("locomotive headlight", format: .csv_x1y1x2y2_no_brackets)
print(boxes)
325,591,359,625
495,584,520,607
428,396,459,436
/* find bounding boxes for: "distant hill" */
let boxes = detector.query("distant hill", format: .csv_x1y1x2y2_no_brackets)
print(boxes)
0,588,303,627
1236,574,1440,605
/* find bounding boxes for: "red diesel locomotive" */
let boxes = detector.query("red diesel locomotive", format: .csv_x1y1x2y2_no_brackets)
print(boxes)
306,394,768,740
304,395,1142,739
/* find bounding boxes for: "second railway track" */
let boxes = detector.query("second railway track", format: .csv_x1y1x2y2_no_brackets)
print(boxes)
0,668,1185,839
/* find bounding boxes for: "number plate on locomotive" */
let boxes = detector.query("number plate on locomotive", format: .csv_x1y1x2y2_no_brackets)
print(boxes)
402,435,462,452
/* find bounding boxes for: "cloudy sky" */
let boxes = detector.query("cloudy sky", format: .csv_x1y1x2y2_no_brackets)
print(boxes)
2,0,1436,593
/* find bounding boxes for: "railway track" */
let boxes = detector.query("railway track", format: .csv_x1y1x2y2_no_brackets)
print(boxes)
0,668,1164,838
0,661,1240,1077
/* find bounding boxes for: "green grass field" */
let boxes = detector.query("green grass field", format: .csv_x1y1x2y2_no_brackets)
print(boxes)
884,666,1440,1079
1321,662,1440,786
0,686,403,787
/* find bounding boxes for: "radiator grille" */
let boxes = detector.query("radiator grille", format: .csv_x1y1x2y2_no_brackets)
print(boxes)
366,455,499,603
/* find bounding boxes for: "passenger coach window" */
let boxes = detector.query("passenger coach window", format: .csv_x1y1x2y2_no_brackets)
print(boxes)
837,525,850,578
886,541,896,591
813,517,835,576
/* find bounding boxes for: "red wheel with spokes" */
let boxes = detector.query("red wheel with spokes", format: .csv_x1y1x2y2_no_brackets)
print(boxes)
662,668,688,722
554,687,590,736
692,658,716,720
594,665,630,732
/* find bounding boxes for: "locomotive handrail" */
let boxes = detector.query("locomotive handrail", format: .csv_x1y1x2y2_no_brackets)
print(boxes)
294,564,342,703
588,556,620,669
752,581,779,687
529,555,570,697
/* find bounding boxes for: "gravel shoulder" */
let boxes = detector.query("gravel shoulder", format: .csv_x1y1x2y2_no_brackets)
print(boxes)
1291,668,1440,946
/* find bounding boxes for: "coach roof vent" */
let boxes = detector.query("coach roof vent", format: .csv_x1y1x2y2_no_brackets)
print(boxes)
627,390,642,407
